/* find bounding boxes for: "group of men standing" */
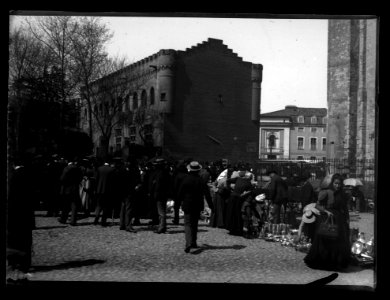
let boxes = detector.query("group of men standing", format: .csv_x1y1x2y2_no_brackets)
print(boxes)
56,156,214,252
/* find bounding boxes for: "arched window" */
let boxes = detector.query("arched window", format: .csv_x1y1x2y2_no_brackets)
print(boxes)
141,90,147,107
132,92,138,110
269,134,276,148
150,87,155,105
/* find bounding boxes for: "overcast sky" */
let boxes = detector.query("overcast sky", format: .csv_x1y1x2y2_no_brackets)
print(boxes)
10,15,329,114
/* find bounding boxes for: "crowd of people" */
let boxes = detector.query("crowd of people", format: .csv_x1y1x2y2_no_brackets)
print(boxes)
6,153,362,281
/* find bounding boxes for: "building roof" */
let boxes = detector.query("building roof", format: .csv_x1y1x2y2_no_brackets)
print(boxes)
261,106,327,118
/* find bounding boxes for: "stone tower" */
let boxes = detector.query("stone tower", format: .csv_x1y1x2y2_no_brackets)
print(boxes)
327,19,377,174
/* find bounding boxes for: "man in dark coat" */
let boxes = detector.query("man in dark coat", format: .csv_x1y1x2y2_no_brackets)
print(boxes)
300,171,316,209
94,160,114,226
172,161,188,225
268,169,288,224
58,159,83,225
7,157,35,279
119,159,141,232
149,158,173,233
178,161,214,253
45,155,65,217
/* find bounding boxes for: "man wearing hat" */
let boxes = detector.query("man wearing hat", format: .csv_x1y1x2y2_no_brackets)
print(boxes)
267,169,288,224
178,161,214,253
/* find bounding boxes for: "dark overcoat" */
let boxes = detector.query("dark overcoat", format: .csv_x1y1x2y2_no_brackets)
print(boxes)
178,172,214,214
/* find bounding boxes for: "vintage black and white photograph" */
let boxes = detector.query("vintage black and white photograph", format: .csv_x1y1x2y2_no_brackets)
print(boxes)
7,12,378,289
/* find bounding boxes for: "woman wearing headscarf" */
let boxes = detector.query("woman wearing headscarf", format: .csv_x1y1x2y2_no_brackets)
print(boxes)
225,168,254,236
303,173,351,271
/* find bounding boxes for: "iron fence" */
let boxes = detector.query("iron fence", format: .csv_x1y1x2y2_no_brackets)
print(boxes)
254,158,376,183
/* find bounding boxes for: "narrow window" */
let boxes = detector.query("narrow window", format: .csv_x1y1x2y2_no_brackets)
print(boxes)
322,138,327,151
269,134,276,148
160,93,166,102
133,92,138,109
298,137,304,150
150,87,155,105
141,90,147,107
310,138,317,151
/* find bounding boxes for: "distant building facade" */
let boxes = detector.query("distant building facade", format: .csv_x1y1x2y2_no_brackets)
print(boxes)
259,105,327,160
327,19,377,165
80,38,263,162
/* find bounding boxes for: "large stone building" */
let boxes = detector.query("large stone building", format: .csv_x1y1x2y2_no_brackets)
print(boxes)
259,105,327,160
327,19,377,166
80,38,263,162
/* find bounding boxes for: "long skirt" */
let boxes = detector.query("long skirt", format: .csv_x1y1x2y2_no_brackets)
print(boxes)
225,194,244,236
304,211,351,271
209,192,226,228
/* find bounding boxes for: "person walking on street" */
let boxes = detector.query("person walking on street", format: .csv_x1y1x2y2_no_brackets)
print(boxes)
94,159,114,226
120,159,142,232
178,161,214,253
267,169,288,224
149,158,173,234
172,161,188,225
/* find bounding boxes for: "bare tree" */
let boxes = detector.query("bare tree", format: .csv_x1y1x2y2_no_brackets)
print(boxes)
9,26,56,155
69,16,113,138
25,16,80,128
86,54,162,159
87,55,131,158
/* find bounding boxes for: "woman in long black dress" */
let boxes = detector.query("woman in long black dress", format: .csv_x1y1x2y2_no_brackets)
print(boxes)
209,167,234,228
225,170,253,236
304,173,351,271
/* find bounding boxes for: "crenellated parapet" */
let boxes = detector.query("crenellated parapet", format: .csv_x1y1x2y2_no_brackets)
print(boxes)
180,38,251,64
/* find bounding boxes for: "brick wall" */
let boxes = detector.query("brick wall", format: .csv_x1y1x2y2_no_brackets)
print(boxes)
164,40,260,163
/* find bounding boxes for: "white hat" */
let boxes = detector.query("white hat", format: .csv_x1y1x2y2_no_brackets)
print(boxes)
302,203,320,224
187,161,202,172
302,210,316,223
255,194,266,202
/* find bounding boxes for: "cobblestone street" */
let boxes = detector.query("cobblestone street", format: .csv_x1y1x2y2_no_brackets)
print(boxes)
13,211,374,288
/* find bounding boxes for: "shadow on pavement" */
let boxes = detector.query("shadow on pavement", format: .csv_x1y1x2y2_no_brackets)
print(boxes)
191,244,246,254
166,229,208,234
30,259,105,273
34,225,68,230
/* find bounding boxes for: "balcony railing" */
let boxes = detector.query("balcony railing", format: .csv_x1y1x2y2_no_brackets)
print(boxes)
261,147,284,154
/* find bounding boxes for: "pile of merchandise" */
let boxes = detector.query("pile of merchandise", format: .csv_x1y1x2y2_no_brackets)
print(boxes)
259,222,312,253
351,232,374,266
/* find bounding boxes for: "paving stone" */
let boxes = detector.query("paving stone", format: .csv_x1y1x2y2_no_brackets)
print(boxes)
9,211,373,287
